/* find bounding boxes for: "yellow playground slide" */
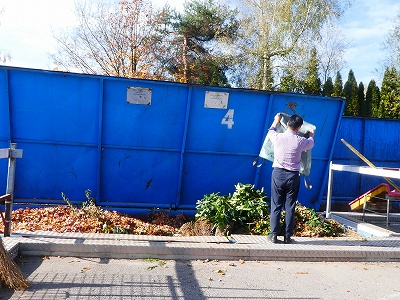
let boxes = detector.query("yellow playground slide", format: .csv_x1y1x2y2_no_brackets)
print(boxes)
349,183,400,210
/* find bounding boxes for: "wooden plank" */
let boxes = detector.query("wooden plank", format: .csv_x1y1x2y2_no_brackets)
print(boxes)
341,139,400,191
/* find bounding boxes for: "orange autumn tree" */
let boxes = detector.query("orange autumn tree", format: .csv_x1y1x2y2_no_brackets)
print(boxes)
52,0,167,80
52,0,240,86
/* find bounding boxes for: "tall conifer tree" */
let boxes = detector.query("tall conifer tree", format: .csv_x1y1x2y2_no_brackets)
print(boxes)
380,67,400,118
343,70,358,116
357,82,365,117
322,77,334,97
303,48,322,95
332,71,343,97
366,80,380,117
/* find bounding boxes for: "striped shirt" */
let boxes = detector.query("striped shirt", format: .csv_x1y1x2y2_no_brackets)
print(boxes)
267,127,314,172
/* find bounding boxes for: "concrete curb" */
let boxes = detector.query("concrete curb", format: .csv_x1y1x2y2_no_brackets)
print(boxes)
3,230,400,262
2,237,19,259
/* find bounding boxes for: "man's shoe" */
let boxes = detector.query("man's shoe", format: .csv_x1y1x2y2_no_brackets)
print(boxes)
267,234,277,244
284,236,293,244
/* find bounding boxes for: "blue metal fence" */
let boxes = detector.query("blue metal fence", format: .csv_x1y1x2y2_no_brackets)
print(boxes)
0,66,345,214
328,117,400,207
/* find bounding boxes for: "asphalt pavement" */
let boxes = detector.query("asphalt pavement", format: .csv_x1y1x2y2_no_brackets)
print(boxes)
1,213,400,299
2,256,400,299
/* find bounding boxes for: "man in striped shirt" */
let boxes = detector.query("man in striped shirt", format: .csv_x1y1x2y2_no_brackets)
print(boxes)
266,113,315,244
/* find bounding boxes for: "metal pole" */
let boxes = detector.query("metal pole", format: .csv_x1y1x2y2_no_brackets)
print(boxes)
326,161,334,219
386,196,390,229
4,143,17,237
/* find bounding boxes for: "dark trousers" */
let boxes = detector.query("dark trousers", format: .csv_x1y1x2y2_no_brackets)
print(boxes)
270,168,300,237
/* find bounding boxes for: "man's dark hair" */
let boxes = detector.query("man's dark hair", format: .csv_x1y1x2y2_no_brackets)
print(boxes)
287,114,303,130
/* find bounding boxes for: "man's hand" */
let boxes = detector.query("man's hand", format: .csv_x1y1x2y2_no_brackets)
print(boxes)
308,130,315,138
272,113,282,127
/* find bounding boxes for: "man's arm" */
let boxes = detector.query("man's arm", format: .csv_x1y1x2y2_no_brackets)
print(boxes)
270,113,282,129
301,130,315,150
266,113,282,141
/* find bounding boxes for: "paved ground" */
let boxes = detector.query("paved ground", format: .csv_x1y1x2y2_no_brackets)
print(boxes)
1,214,400,299
2,256,400,299
3,228,400,262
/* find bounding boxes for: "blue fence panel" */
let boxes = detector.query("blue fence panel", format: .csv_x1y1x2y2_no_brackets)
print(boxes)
8,70,100,144
15,143,98,201
6,69,100,201
364,119,400,164
0,66,345,213
100,78,189,207
329,117,400,207
181,87,269,207
361,119,400,196
330,118,365,200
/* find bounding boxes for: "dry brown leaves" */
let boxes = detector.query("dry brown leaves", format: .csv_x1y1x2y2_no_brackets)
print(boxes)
0,206,187,236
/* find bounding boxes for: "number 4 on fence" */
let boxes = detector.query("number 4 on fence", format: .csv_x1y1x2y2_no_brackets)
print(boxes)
221,109,234,129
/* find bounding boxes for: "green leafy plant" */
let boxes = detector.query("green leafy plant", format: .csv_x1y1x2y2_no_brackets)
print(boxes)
61,189,95,209
61,191,75,209
61,191,79,217
195,193,233,233
62,189,104,219
102,223,129,234
82,189,96,208
195,183,270,235
194,183,346,237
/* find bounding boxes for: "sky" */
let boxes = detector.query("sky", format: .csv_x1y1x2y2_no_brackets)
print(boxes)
0,0,399,87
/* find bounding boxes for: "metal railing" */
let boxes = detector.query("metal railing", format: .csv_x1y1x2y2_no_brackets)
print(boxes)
326,162,400,227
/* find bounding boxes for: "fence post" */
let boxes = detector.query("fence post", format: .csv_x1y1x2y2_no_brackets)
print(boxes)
326,161,334,219
4,143,22,237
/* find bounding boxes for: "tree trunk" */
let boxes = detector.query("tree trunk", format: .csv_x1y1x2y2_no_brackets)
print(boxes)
262,52,273,90
183,34,188,83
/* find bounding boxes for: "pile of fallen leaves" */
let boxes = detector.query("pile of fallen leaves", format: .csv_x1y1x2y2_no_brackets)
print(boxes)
293,205,346,237
0,187,354,238
0,203,354,238
0,205,187,236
